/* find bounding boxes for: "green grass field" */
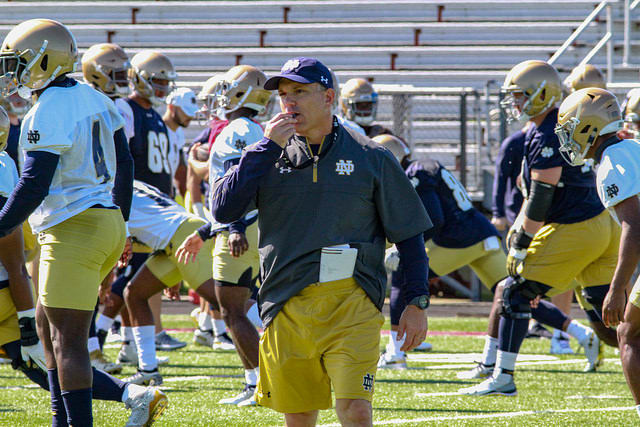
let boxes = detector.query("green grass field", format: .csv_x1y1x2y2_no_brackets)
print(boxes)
0,315,635,426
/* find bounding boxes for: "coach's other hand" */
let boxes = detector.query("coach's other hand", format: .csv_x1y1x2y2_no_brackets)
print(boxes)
264,112,297,148
397,306,428,352
176,231,204,264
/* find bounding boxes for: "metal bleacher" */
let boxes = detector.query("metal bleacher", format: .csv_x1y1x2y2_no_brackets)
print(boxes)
0,0,620,193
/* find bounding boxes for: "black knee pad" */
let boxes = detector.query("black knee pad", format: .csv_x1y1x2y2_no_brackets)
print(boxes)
500,277,550,320
582,284,609,322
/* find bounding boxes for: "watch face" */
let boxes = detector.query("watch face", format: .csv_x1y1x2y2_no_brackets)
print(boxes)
418,295,428,308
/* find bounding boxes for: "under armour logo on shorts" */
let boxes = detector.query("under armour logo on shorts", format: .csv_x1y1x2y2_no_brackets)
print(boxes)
336,160,354,175
362,373,374,391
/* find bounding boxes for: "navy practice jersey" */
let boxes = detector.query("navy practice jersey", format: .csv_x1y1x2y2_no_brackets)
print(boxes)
406,159,498,248
522,108,603,224
122,98,173,195
6,122,20,170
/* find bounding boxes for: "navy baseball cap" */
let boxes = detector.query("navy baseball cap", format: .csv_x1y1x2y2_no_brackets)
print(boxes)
264,57,333,90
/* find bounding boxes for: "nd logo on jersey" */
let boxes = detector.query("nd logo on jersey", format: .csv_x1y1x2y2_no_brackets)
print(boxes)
336,160,354,175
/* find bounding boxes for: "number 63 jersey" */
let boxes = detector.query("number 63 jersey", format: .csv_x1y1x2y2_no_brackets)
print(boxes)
19,81,124,233
405,158,498,248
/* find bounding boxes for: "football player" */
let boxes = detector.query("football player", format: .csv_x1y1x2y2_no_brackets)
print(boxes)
621,88,640,139
0,19,167,425
81,41,132,375
340,77,393,137
328,69,366,135
115,50,187,353
460,60,619,397
562,63,606,96
177,64,270,407
122,180,221,385
555,88,640,417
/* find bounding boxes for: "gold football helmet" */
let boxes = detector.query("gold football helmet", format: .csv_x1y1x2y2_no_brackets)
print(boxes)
555,88,623,166
340,78,378,126
622,88,640,138
0,19,78,98
0,105,10,152
82,43,130,98
0,92,30,118
372,134,410,164
563,64,606,95
216,65,271,114
501,60,562,123
129,50,176,106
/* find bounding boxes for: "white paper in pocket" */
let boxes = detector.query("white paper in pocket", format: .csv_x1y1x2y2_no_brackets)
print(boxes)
319,244,358,283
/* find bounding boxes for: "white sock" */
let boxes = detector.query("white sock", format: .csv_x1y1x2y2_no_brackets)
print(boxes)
133,325,158,371
481,336,499,366
636,404,640,418
123,326,135,344
198,311,213,331
213,319,226,337
247,303,263,329
495,350,517,373
387,330,405,356
95,314,115,333
87,337,100,353
115,314,122,323
245,368,258,386
566,320,590,344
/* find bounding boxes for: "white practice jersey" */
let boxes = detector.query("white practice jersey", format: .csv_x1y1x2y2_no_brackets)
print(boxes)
20,81,125,233
115,97,135,140
0,152,19,281
596,139,640,223
129,180,195,250
207,117,262,229
336,115,366,136
167,125,185,178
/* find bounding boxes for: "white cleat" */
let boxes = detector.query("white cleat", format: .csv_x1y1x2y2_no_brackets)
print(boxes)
456,362,494,380
219,384,256,405
458,371,517,396
117,342,169,366
193,329,214,347
124,386,168,426
90,349,122,374
125,369,164,386
582,332,603,372
377,351,407,369
414,341,433,352
213,332,236,351
550,336,574,355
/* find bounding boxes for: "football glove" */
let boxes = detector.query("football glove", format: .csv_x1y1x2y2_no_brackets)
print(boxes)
506,229,533,277
384,245,400,272
18,315,47,372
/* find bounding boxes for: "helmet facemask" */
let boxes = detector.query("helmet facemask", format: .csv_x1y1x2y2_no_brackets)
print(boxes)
555,116,590,166
343,92,378,126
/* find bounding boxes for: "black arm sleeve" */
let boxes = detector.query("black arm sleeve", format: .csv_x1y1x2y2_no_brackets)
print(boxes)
525,179,556,223
112,128,134,222
0,151,58,238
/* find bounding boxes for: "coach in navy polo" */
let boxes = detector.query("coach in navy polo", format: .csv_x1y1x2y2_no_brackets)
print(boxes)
211,57,431,425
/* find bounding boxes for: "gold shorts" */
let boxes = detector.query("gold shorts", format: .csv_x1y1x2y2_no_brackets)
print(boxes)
630,276,640,310
0,287,19,347
426,238,507,290
146,217,213,290
256,278,384,413
521,210,620,295
37,208,125,311
212,221,259,286
22,222,39,263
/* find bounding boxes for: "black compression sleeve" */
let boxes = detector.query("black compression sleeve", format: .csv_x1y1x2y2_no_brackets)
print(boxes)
112,128,134,221
525,180,556,222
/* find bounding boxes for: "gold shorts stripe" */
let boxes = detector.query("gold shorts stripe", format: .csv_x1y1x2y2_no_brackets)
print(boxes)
146,217,214,290
256,278,384,413
521,210,619,294
426,239,507,290
37,208,126,311
212,221,260,285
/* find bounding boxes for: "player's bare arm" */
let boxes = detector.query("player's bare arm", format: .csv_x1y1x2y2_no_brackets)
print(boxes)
603,195,640,327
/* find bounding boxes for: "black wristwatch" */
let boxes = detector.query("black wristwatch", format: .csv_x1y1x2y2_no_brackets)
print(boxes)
408,295,430,310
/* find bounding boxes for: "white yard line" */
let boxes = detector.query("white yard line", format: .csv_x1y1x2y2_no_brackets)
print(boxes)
414,357,618,370
319,405,635,426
